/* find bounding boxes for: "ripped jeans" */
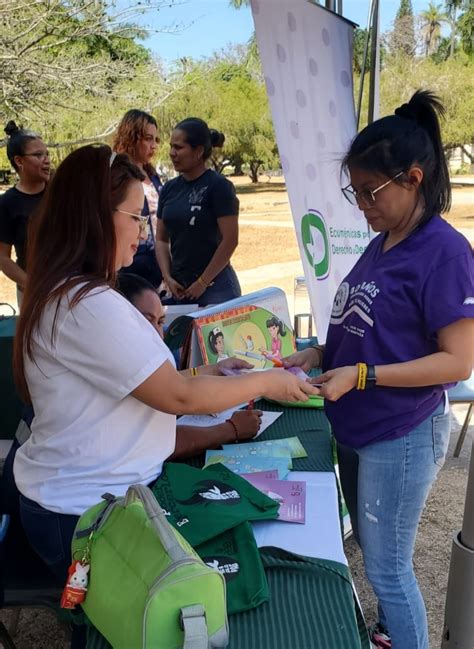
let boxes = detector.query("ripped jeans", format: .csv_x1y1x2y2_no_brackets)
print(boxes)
339,399,450,649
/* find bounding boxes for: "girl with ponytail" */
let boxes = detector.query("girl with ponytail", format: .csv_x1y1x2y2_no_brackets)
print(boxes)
286,90,473,649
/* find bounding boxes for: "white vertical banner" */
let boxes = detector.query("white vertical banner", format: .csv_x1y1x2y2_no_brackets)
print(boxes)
251,0,369,341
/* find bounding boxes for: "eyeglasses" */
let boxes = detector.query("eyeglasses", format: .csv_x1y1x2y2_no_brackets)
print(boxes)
342,171,404,207
22,151,50,160
114,210,149,235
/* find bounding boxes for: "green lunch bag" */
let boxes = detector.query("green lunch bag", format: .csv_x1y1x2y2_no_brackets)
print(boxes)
71,484,229,649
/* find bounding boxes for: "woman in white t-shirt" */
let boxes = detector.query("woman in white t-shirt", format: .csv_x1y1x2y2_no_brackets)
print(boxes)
12,144,317,591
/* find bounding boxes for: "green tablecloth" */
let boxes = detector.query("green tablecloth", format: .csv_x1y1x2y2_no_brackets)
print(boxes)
186,399,334,473
85,400,369,649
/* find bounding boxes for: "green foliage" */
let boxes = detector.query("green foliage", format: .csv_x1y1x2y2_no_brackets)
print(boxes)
378,56,473,150
420,3,448,56
157,50,278,182
0,0,171,148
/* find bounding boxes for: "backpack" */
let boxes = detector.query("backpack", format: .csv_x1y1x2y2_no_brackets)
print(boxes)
71,484,228,649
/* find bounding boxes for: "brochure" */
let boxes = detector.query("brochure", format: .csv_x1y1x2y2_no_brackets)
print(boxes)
205,446,293,470
203,456,290,480
243,474,306,524
222,436,307,459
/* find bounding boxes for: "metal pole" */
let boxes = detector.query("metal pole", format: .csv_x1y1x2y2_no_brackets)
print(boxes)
368,0,380,123
325,0,336,11
356,0,375,129
442,440,474,648
337,0,343,15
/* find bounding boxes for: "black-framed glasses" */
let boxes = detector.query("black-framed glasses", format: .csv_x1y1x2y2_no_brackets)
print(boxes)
114,209,149,235
342,171,404,207
22,151,50,160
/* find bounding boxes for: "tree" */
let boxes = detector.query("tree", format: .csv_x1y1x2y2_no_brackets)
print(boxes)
0,1,175,127
420,3,447,56
157,48,278,182
390,0,416,56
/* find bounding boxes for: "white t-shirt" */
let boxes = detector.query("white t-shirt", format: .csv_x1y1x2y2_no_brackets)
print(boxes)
14,284,176,515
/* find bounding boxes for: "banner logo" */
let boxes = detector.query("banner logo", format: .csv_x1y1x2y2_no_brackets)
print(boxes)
301,210,330,280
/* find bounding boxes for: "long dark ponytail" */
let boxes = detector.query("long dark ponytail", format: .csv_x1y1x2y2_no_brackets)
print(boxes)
342,90,451,224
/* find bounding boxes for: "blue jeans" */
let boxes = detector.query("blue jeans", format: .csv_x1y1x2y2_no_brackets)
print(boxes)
19,495,80,582
343,400,450,649
163,264,241,307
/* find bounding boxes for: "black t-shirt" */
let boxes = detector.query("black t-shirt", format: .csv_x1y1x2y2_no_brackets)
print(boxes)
157,169,239,287
0,187,45,270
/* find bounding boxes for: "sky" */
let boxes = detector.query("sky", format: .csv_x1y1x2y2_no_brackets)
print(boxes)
144,0,433,64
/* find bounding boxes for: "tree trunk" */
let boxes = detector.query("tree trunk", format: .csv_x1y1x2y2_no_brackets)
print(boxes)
248,160,262,183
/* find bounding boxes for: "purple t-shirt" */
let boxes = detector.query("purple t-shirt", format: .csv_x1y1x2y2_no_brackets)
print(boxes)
323,215,474,448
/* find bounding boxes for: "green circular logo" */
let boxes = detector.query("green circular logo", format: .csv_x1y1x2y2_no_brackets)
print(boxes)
300,210,330,279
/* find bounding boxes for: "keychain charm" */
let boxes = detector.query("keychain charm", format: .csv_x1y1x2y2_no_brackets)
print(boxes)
60,560,90,609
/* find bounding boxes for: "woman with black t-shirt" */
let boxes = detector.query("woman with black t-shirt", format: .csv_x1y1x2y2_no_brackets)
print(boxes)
0,121,50,307
156,117,241,306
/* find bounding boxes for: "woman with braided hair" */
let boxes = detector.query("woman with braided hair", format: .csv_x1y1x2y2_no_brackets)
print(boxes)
285,90,473,649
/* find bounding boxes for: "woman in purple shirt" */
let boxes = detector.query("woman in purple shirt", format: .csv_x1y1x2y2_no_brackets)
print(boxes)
287,90,473,649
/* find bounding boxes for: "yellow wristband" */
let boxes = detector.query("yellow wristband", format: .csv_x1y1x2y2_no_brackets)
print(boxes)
197,276,208,288
356,362,367,390
190,367,198,377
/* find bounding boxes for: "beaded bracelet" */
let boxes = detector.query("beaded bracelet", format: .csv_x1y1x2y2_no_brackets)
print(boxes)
226,418,239,443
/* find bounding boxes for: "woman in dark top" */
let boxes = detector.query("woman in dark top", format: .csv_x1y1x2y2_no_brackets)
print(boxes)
113,109,163,288
0,121,50,307
156,117,241,306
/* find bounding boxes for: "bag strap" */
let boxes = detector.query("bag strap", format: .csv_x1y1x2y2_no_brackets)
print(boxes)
124,484,183,561
180,605,209,649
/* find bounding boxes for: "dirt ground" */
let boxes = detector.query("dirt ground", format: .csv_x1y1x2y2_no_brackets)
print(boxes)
0,176,473,648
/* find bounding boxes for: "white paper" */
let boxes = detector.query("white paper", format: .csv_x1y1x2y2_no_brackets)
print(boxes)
177,409,282,439
252,471,347,565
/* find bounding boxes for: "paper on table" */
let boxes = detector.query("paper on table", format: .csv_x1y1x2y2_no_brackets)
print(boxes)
177,410,282,439
252,471,347,564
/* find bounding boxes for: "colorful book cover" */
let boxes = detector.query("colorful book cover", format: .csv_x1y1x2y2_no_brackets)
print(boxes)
222,436,307,459
241,469,279,481
243,475,306,524
194,305,296,366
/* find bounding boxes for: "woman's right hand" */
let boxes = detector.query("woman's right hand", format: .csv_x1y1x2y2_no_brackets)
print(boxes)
229,409,263,441
283,347,321,373
261,368,320,403
166,277,186,300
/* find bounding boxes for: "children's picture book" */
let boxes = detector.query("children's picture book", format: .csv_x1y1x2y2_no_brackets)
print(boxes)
194,305,296,367
243,475,306,524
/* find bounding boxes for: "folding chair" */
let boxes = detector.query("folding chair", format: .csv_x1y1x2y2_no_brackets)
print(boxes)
448,371,474,458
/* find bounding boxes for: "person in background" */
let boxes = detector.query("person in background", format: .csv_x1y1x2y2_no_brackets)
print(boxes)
0,121,50,308
113,109,163,288
285,90,473,649
12,144,315,633
117,272,262,454
156,117,241,306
